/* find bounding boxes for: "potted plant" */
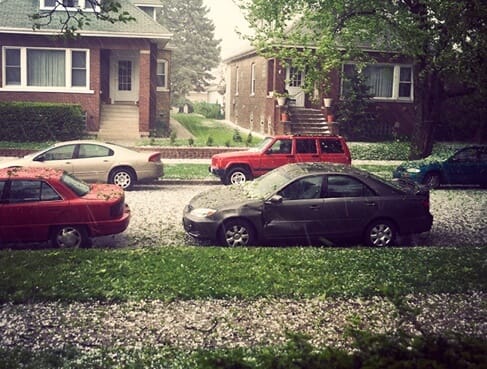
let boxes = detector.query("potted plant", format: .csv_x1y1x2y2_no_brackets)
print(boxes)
274,91,289,106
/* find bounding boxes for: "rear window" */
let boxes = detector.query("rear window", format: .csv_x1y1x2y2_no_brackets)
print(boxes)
319,139,344,153
61,173,90,196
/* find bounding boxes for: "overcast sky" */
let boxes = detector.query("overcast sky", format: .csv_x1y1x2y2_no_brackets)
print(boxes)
203,0,252,58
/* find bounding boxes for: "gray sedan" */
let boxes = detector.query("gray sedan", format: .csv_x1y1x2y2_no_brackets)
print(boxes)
183,162,433,247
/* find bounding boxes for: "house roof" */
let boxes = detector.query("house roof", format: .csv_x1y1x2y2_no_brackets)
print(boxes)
0,0,171,42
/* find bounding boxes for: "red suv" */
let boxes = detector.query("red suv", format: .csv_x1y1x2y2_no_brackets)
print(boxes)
210,135,351,184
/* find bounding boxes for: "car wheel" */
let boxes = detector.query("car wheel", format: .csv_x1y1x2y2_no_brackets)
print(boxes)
109,167,136,190
50,225,90,249
423,172,440,189
364,220,396,247
225,167,251,185
219,219,256,247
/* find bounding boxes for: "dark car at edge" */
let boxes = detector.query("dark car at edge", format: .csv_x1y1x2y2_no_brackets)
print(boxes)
183,163,433,247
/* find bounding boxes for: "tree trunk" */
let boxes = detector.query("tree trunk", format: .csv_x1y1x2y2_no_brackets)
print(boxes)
408,66,443,160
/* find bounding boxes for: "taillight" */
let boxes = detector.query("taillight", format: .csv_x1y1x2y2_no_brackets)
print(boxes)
110,200,124,217
148,153,161,162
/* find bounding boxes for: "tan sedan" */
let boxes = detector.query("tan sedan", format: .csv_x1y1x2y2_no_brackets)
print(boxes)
0,140,163,190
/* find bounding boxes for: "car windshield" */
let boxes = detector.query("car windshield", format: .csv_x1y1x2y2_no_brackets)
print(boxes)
250,137,273,152
61,172,90,196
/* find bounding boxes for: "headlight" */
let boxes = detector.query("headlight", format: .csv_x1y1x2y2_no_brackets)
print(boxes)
190,208,217,218
406,168,421,173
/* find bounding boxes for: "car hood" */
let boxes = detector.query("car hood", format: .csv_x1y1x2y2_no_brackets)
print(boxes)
84,184,125,200
189,185,258,209
396,156,444,170
212,149,261,160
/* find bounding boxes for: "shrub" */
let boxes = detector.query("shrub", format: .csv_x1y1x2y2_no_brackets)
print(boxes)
193,102,223,119
0,102,85,142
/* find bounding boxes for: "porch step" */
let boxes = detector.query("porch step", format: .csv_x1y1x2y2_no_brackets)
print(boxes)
288,108,331,135
98,104,140,143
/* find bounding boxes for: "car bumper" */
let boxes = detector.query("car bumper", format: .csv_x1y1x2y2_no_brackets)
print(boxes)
209,166,225,178
182,207,219,240
137,163,164,181
88,204,131,236
400,213,433,235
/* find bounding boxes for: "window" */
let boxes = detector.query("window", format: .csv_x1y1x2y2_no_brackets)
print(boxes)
268,139,292,154
319,139,344,154
326,175,375,198
250,63,256,95
8,180,61,203
279,175,324,200
78,144,113,158
235,66,239,95
342,63,413,101
39,145,76,161
41,0,99,10
156,59,168,89
288,66,304,87
2,47,89,91
296,139,317,154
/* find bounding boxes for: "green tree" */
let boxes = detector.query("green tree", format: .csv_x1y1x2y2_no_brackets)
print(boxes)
157,0,221,108
237,0,487,159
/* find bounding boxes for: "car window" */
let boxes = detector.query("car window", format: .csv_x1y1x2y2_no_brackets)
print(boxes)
278,175,324,200
0,180,5,199
479,148,487,162
268,139,292,154
325,175,375,198
7,180,61,203
39,144,76,161
61,173,90,196
452,148,479,162
319,139,344,153
296,139,317,154
78,144,113,159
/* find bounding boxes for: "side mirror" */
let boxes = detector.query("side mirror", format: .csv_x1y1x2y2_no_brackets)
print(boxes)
266,194,283,204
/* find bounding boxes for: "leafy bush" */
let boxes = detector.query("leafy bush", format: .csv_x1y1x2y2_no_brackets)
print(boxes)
193,102,223,119
0,102,85,142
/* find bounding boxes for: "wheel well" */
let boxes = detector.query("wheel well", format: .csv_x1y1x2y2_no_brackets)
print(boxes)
423,170,442,183
217,217,258,238
364,218,399,236
109,166,137,181
49,224,90,237
226,164,252,175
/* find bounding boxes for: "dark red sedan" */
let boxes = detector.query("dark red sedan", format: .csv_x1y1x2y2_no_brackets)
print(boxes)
0,167,130,248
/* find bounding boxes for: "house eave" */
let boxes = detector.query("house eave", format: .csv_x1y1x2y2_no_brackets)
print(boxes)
0,27,172,43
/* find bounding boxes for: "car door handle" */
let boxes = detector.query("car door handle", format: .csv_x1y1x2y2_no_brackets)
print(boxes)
308,205,320,210
364,201,377,206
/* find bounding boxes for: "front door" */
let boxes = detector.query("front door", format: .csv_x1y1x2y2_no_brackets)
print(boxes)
286,66,305,107
110,52,139,103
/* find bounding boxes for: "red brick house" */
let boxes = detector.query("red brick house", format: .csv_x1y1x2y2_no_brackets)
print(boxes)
224,47,416,139
0,0,172,138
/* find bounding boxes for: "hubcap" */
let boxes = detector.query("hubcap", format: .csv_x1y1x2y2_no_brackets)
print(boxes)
370,224,393,247
230,172,246,184
56,228,81,248
225,225,250,247
114,172,131,188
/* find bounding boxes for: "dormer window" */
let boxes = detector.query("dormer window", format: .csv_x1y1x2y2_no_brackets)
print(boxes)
40,0,100,11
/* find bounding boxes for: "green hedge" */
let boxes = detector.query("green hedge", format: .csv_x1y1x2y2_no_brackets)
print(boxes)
0,102,85,142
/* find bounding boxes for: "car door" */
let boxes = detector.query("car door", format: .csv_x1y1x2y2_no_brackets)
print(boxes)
0,179,64,242
259,138,295,172
318,138,349,164
262,175,325,239
319,175,379,238
294,138,319,163
441,147,483,185
72,143,114,182
33,144,76,174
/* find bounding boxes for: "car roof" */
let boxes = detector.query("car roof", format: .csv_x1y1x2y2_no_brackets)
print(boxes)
0,167,64,180
280,162,364,176
271,134,344,139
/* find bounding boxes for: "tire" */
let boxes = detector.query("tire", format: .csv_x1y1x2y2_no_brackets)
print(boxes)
423,172,440,189
109,167,136,190
50,225,90,249
218,219,256,247
224,166,251,185
364,220,396,247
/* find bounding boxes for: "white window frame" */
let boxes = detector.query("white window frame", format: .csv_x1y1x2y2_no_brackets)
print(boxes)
156,59,168,91
341,62,414,102
250,62,256,96
235,66,239,96
40,0,100,11
1,46,92,93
